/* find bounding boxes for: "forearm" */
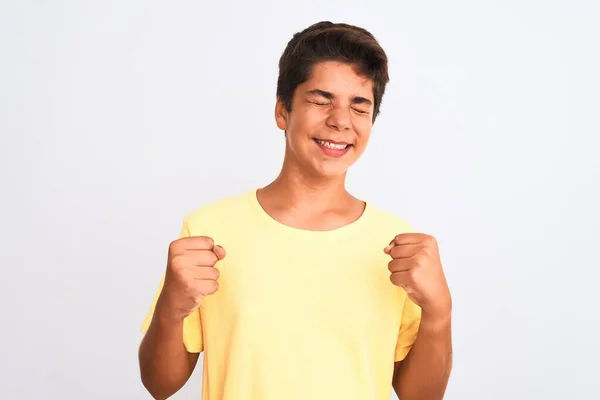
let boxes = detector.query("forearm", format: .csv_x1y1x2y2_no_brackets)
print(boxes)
138,302,195,399
393,313,453,400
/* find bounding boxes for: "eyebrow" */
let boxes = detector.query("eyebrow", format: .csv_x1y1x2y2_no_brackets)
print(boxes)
307,89,373,106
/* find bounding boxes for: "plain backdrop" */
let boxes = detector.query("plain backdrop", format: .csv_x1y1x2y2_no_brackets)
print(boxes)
1,1,599,399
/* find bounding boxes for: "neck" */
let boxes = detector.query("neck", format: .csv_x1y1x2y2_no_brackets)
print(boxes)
261,158,351,211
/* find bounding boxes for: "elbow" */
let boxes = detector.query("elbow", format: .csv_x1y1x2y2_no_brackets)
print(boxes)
140,376,161,400
139,361,162,399
140,379,169,400
139,366,176,400
138,344,174,400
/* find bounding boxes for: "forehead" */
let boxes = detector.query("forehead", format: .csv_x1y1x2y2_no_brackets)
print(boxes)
302,61,374,99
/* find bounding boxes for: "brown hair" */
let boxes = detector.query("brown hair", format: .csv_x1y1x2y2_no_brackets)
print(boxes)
276,21,389,121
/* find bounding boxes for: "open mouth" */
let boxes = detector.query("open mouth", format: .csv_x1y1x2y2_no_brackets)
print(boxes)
313,138,352,150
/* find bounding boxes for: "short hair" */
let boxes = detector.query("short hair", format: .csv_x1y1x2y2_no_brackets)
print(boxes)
276,21,389,121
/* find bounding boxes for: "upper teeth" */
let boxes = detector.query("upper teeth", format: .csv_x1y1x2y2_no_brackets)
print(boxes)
317,139,348,150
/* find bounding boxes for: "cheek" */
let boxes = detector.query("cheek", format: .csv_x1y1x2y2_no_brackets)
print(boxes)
352,115,372,137
354,127,372,147
289,111,323,138
286,118,315,151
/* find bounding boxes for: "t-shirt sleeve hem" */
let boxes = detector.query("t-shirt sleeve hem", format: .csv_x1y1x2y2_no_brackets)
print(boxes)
394,345,413,362
183,341,203,353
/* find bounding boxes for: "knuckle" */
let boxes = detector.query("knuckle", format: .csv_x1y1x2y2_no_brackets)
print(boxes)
409,270,418,284
194,251,217,267
421,245,432,257
198,280,215,296
184,284,198,298
414,253,427,267
387,260,396,272
168,239,182,254
394,247,405,259
407,269,417,283
206,280,219,294
200,236,215,248
201,251,218,266
200,266,219,280
170,254,186,269
425,235,437,246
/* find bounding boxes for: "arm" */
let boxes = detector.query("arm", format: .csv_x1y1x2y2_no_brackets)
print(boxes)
392,312,453,400
385,233,453,400
138,236,223,399
138,299,200,399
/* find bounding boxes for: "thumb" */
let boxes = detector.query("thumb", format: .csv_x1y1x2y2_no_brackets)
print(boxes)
213,245,226,260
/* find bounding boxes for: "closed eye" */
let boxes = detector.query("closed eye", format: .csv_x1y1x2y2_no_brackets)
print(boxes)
309,100,369,115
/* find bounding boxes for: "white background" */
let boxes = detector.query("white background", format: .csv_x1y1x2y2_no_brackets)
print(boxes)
1,1,599,399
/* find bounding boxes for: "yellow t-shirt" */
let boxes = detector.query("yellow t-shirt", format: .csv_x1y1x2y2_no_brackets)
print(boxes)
141,189,421,400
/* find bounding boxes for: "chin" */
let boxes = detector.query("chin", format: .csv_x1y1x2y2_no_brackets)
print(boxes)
310,161,352,179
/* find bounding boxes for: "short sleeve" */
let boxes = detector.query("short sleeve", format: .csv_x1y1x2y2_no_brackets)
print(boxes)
140,218,204,353
394,295,422,361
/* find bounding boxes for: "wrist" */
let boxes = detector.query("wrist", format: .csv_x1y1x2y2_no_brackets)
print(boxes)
154,295,187,327
420,308,452,332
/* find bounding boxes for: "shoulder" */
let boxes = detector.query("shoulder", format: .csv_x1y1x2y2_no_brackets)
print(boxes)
364,201,417,236
184,189,251,222
179,189,256,235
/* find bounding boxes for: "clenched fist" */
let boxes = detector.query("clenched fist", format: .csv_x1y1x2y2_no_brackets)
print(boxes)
384,233,451,320
157,236,225,323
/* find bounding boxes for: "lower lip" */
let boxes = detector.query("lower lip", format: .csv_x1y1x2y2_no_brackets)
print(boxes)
314,140,352,158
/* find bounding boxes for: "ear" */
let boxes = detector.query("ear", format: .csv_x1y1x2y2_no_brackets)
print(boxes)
275,98,289,131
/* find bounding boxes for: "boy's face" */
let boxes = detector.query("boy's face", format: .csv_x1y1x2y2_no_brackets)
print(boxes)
276,61,375,179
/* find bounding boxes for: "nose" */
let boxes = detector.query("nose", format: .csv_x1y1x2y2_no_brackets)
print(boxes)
326,106,351,131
